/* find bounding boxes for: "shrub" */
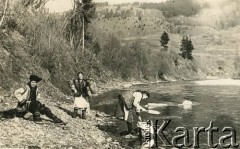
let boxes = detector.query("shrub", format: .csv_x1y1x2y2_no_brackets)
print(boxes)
97,34,148,79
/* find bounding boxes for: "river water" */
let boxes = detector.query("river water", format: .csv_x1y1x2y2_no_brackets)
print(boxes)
91,80,240,148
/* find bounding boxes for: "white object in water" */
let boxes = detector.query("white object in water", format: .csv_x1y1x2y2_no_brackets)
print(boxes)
145,103,168,108
147,109,161,115
178,100,193,110
123,83,132,88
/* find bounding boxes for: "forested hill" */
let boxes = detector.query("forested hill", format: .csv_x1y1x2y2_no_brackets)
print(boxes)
1,0,240,96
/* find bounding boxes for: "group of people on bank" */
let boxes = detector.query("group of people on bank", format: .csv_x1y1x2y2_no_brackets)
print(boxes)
14,72,96,123
11,72,150,138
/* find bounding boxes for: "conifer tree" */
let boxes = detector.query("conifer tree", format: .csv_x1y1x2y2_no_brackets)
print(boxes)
180,36,194,60
160,31,170,50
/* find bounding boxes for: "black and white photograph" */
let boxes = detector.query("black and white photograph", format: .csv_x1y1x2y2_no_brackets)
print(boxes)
0,0,240,148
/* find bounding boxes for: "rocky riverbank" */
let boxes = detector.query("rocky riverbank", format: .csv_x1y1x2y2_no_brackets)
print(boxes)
0,77,193,149
0,77,228,149
0,91,126,149
0,78,151,149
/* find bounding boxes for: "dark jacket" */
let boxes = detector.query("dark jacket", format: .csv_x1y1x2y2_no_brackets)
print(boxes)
72,79,89,97
120,91,135,110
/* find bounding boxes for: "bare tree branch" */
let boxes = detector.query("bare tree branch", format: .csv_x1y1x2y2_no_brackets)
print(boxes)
0,0,9,28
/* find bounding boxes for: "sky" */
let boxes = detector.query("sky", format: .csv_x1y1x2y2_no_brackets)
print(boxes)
45,0,167,13
93,0,167,4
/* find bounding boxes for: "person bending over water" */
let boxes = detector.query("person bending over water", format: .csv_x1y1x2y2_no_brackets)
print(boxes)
115,90,150,138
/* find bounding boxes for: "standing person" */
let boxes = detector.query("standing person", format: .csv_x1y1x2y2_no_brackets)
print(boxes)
14,75,64,123
69,72,97,119
114,90,150,138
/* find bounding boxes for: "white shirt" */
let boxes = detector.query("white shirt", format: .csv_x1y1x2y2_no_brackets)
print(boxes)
133,92,143,112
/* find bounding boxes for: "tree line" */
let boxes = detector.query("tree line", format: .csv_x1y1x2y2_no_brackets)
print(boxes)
140,0,203,18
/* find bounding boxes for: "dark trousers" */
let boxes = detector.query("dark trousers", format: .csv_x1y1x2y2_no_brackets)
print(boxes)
16,100,57,121
127,121,134,134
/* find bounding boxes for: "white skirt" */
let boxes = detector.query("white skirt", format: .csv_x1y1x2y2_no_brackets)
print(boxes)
73,96,90,109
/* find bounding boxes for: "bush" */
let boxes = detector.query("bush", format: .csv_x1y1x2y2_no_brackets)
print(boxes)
97,35,148,79
233,53,240,79
5,18,17,31
147,50,177,79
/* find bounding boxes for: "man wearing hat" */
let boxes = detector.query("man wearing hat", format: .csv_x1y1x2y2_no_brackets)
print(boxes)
14,75,64,123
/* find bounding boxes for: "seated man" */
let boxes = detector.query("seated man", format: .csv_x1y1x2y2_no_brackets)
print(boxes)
14,75,64,124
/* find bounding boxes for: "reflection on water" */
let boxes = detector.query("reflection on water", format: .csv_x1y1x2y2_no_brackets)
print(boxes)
91,81,240,148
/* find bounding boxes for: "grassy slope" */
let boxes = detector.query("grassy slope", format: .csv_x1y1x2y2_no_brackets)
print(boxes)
0,29,123,148
91,8,240,79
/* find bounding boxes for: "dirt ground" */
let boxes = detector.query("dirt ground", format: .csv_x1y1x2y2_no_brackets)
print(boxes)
0,81,147,149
